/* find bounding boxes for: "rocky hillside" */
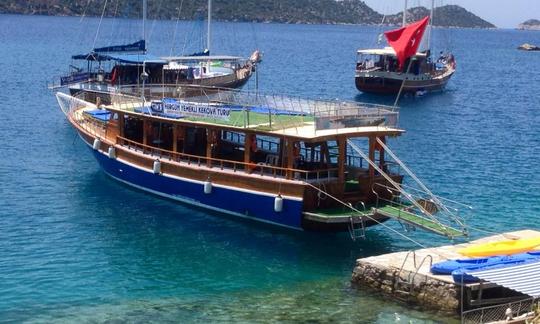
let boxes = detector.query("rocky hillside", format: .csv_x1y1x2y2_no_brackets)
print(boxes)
518,19,540,30
384,5,495,28
0,0,495,28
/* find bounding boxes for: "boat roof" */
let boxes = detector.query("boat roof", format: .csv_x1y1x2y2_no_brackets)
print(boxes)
72,53,167,64
357,47,427,57
465,260,540,298
98,87,403,141
162,55,246,62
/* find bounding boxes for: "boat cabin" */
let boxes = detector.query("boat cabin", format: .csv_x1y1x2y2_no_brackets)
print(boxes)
356,47,431,75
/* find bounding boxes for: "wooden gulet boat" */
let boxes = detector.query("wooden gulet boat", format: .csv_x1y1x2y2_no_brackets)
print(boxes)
355,1,456,96
55,86,468,237
52,0,261,104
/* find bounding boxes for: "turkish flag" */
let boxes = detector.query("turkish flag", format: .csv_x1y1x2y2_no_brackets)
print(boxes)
384,16,430,71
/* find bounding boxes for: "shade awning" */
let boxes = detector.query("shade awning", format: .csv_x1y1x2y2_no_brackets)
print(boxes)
466,260,540,298
71,53,166,64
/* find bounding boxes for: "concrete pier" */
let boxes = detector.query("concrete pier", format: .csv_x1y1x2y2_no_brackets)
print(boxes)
352,230,540,314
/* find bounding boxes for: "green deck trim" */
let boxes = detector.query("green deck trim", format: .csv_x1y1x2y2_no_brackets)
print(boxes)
375,206,465,238
185,111,314,130
312,206,371,217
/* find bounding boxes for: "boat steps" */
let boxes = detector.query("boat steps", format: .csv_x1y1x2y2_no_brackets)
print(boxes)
374,205,466,238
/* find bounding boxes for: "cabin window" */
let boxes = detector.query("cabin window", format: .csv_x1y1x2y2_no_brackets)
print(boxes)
124,116,143,143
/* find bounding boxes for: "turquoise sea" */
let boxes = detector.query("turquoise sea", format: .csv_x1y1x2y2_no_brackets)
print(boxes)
1,14,540,322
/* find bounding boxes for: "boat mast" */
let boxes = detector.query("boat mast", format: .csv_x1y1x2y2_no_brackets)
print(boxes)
142,0,147,47
207,0,212,53
402,0,408,27
427,0,434,50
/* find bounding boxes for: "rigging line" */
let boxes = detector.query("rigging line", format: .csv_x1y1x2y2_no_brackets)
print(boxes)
79,0,93,23
75,0,94,50
92,0,109,51
108,0,120,47
170,0,185,57
148,0,165,47
304,182,427,249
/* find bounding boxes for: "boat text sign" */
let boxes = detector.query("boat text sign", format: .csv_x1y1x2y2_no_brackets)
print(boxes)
151,99,230,120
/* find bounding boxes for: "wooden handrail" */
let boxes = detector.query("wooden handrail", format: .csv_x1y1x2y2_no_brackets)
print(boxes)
116,136,339,180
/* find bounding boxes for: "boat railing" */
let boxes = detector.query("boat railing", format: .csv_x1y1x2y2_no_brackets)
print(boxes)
116,136,339,182
109,85,399,129
461,297,536,324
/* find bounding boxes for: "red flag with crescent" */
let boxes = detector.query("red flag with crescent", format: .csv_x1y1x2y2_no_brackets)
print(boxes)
384,16,430,70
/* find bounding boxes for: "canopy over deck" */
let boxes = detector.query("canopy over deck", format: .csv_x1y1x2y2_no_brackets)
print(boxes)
162,55,246,62
71,53,167,64
465,260,540,298
357,47,427,58
101,86,402,140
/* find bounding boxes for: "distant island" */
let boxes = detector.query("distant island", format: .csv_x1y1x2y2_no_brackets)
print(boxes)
518,19,540,30
0,0,496,28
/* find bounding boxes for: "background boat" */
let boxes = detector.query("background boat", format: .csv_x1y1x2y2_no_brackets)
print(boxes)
355,0,456,96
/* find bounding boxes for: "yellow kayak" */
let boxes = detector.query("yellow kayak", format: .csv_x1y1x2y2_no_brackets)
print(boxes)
458,237,540,257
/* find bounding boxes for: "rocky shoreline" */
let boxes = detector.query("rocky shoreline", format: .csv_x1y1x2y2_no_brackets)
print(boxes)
0,1,496,29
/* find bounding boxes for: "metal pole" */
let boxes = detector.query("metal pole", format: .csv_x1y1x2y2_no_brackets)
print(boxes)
207,0,212,53
427,0,434,50
402,0,408,27
142,0,147,43
393,59,413,107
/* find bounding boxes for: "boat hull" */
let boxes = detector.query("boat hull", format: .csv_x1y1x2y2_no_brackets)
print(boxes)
355,73,453,95
85,139,305,230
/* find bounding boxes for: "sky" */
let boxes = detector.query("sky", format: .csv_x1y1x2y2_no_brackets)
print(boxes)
361,0,540,28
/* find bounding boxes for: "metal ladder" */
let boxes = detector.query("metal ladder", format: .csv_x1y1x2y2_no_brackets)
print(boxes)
348,203,366,241
393,251,434,300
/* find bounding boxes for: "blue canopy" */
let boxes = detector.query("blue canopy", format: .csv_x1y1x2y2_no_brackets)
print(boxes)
94,40,145,54
71,53,166,64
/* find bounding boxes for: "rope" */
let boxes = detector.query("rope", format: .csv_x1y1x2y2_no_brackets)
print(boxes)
107,0,120,47
169,0,185,57
92,0,109,50
147,0,165,47
304,182,428,250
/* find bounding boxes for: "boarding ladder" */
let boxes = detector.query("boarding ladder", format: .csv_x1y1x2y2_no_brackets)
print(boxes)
347,139,469,239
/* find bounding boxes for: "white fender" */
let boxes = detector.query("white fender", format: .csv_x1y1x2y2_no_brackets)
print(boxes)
92,138,101,150
274,195,283,213
108,146,116,159
204,181,212,194
153,159,161,174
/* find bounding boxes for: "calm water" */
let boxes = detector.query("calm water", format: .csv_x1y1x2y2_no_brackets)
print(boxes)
1,14,540,323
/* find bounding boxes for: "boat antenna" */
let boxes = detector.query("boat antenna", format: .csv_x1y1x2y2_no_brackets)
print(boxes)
402,0,408,27
207,0,212,53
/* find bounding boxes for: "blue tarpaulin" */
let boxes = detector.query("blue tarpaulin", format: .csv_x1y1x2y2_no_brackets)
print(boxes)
94,40,146,54
84,109,111,122
72,53,166,64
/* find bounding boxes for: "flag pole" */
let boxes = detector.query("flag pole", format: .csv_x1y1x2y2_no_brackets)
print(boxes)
393,59,414,107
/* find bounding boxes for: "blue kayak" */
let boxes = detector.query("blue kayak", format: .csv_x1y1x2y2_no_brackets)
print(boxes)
431,251,540,275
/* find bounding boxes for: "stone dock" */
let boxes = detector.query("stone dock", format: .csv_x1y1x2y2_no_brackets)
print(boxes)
352,229,540,315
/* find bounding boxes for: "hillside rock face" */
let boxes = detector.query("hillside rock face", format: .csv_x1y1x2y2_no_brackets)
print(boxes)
384,5,495,28
518,19,540,30
0,0,495,28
